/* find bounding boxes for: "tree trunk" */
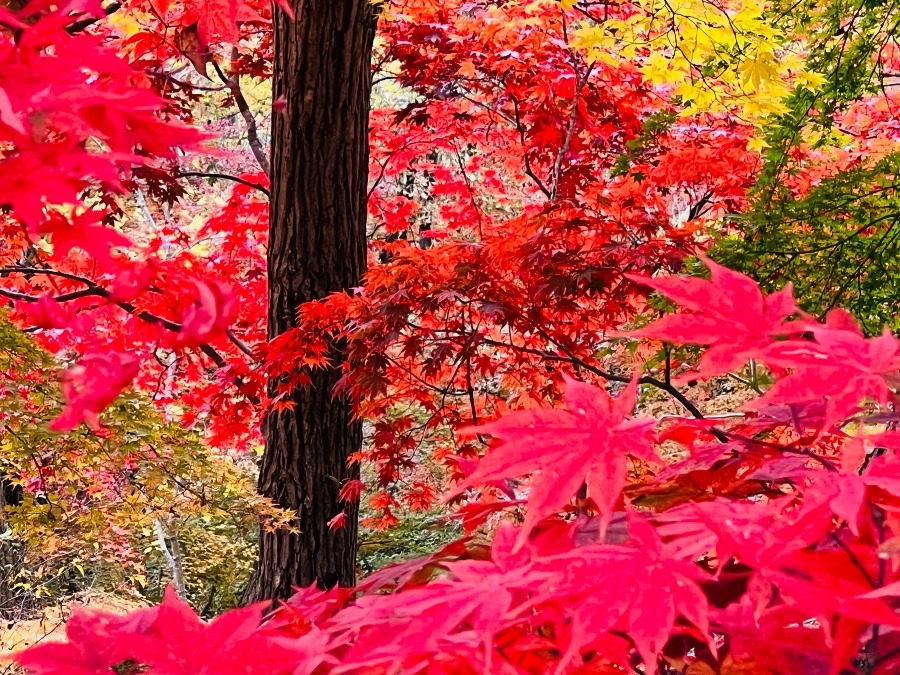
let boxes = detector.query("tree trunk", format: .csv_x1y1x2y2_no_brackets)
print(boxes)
0,479,26,620
244,0,377,602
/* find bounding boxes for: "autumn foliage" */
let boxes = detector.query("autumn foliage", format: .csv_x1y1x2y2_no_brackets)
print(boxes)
9,259,900,673
5,0,900,671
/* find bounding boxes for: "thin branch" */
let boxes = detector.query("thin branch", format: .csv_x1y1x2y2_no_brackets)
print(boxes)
0,267,231,368
687,190,714,221
65,1,121,35
452,143,484,237
227,329,256,358
550,62,594,201
178,171,270,197
830,533,876,587
153,519,187,599
869,506,888,664
212,60,270,176
873,645,900,671
134,189,159,231
722,431,839,472
148,68,229,92
509,94,552,199
531,326,716,425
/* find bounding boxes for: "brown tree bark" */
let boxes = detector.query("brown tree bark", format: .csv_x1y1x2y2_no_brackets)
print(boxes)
0,479,26,620
243,1,377,602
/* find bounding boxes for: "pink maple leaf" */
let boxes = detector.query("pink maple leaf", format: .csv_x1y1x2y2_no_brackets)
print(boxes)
626,257,806,382
457,375,656,548
20,294,71,329
751,309,900,434
51,352,140,431
12,602,157,674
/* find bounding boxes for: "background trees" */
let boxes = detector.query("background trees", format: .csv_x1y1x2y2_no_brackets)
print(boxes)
5,0,900,672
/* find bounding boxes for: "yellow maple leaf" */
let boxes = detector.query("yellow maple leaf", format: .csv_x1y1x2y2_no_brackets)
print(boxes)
796,69,828,90
747,136,769,153
738,49,780,92
641,51,687,85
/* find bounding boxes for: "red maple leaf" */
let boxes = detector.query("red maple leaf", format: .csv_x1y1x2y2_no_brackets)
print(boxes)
51,352,141,431
338,478,365,503
174,279,235,348
15,587,328,675
13,605,156,675
327,510,348,531
194,0,240,46
38,211,132,268
751,309,900,434
20,294,72,330
457,375,656,548
626,257,806,381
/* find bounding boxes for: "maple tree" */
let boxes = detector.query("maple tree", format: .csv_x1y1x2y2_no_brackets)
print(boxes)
6,0,900,671
714,0,900,331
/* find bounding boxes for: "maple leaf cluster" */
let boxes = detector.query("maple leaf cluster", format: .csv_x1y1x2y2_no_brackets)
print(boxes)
15,261,900,674
0,5,203,226
0,0,271,437
281,0,761,524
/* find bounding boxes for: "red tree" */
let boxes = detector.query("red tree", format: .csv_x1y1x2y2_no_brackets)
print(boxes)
9,0,900,672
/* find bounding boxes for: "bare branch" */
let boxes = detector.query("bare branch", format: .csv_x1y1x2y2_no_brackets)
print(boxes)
65,1,121,35
178,171,270,197
226,328,256,358
550,62,594,201
212,60,270,176
154,519,187,598
0,267,239,368
509,94,552,199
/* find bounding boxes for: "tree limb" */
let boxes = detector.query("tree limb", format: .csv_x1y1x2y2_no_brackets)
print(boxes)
0,266,260,369
509,94,552,199
212,60,271,177
178,171,270,197
64,1,121,35
153,519,187,599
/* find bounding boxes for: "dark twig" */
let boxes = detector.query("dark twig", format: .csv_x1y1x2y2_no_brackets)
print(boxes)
868,506,887,666
212,60,270,176
65,1,121,35
829,533,876,588
687,190,714,221
0,266,260,369
178,172,269,197
509,94,552,198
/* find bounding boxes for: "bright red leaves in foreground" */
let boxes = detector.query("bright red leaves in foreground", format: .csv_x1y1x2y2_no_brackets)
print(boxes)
15,262,900,674
627,257,806,381
14,587,329,675
632,258,900,435
457,375,656,546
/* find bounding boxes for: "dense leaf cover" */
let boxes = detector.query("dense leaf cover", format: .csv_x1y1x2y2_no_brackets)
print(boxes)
14,262,900,673
3,0,900,672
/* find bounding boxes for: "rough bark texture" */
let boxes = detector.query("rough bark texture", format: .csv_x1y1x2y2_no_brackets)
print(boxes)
244,0,377,603
0,479,26,620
